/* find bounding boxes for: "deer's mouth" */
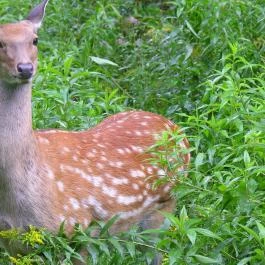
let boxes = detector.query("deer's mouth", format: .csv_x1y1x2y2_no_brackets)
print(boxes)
18,72,33,80
10,74,33,84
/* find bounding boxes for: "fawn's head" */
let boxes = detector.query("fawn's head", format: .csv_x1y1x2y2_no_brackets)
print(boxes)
0,0,49,85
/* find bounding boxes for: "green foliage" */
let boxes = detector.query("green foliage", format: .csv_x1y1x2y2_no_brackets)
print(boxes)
0,0,265,264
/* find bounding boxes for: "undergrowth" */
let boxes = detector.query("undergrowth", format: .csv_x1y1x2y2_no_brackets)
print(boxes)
0,0,264,264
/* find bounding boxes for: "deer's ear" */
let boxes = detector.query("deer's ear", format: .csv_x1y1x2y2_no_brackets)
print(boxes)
26,0,49,31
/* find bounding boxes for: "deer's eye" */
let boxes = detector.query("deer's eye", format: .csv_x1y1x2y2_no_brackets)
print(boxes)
33,38,38,46
0,41,5,49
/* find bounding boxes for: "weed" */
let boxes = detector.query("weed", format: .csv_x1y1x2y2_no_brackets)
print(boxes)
0,0,264,264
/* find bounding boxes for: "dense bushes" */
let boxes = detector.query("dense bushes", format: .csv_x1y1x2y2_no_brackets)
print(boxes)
0,0,264,264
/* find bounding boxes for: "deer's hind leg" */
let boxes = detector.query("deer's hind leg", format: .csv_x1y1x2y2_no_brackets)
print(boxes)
74,199,175,264
138,199,175,230
137,199,175,265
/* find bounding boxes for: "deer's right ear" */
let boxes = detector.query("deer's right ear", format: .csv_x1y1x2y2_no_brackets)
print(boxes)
26,0,49,31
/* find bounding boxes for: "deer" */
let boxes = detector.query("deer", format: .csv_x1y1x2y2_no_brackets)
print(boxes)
0,0,190,263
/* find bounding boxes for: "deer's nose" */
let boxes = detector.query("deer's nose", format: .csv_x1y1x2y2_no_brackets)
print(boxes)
17,63,34,79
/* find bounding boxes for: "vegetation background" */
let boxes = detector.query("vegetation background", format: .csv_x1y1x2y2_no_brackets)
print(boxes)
0,0,264,264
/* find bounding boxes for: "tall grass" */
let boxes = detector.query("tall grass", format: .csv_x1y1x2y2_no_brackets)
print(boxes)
0,0,264,264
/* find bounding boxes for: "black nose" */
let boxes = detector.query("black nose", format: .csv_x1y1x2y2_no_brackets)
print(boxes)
17,63,34,79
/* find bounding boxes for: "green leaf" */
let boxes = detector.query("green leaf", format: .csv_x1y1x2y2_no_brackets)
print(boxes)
195,228,222,241
180,206,188,222
240,224,261,243
195,153,204,169
87,244,99,265
243,150,251,166
90,56,118,66
126,242,136,258
109,238,124,257
99,215,119,236
256,221,265,239
187,229,197,245
193,254,220,264
99,241,110,256
185,44,193,61
248,178,258,194
255,248,265,259
161,212,180,227
237,257,252,265
168,248,182,265
63,56,73,76
185,20,200,38
43,251,53,263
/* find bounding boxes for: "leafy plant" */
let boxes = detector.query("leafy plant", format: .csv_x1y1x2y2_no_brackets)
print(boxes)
0,0,264,264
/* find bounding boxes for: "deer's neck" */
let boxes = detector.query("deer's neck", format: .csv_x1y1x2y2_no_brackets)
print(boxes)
0,81,34,169
0,81,52,229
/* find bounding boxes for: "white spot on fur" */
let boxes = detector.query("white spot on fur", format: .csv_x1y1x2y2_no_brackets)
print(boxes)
104,173,129,185
111,177,129,185
70,198,80,210
96,162,104,169
147,167,153,174
81,159,88,164
86,152,96,158
137,195,144,201
140,122,148,126
130,169,146,178
102,185,117,197
101,156,107,161
63,147,70,153
38,137,50,144
117,148,125,155
131,145,144,153
46,167,55,180
73,155,79,161
109,161,124,168
61,165,103,187
86,195,109,218
132,183,140,190
57,181,64,192
124,148,132,154
143,130,152,135
119,195,160,219
157,169,166,178
117,195,137,205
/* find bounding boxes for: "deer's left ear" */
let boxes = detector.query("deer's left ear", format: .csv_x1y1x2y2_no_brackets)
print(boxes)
26,0,49,31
